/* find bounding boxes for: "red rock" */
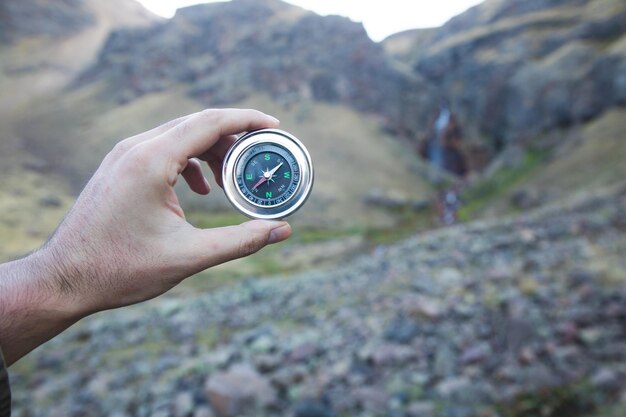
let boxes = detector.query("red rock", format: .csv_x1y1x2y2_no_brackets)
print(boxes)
205,364,276,417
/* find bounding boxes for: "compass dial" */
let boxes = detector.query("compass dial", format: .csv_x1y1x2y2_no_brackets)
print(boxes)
222,129,313,219
238,145,299,207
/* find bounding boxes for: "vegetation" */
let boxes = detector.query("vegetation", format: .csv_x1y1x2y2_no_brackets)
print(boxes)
458,148,548,221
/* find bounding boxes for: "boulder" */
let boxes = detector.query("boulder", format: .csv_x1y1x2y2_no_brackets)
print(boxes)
204,364,276,417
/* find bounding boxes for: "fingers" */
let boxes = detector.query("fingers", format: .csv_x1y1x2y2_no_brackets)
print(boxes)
198,135,238,188
151,109,279,164
126,112,201,147
104,113,200,166
189,220,291,268
181,158,211,195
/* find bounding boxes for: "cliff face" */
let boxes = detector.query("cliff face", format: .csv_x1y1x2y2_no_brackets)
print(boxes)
409,0,626,149
0,0,94,42
82,0,436,135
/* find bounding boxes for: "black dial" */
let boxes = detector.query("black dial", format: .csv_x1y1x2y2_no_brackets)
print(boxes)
223,129,313,220
236,144,300,207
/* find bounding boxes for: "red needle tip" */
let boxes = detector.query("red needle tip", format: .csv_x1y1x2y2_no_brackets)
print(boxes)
252,177,267,190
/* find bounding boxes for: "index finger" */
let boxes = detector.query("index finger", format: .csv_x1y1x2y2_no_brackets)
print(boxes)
150,109,279,164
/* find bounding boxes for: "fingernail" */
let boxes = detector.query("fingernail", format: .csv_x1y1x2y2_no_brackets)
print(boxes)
268,115,280,124
268,222,291,244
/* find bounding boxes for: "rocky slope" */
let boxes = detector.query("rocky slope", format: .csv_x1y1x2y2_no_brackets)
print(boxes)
403,0,626,150
9,184,626,417
80,0,435,131
0,0,94,42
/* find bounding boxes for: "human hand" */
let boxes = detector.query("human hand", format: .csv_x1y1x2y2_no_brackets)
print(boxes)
40,108,292,314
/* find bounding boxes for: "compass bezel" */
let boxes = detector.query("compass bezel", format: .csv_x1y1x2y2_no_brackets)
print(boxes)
222,129,314,220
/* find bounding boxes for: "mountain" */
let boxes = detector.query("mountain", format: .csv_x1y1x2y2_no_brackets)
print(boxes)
0,0,157,110
78,0,436,131
383,0,626,212
0,0,436,260
1,0,626,260
405,0,626,150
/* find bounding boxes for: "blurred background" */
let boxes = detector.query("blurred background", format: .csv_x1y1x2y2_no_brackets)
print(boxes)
2,0,626,416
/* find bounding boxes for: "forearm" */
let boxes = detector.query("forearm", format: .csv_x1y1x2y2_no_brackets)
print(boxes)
0,249,84,366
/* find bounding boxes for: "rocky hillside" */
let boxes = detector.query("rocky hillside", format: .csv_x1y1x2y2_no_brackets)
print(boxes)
397,0,626,151
10,184,626,417
0,0,94,42
79,0,435,130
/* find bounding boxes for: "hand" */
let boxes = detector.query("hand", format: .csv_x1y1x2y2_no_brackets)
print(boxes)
0,109,292,365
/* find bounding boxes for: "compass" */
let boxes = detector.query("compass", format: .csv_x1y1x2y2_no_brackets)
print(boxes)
222,129,314,220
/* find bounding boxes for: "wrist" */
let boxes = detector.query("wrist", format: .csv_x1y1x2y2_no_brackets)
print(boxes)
0,249,87,365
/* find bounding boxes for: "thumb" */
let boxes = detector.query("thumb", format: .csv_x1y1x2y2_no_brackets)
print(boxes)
191,220,292,268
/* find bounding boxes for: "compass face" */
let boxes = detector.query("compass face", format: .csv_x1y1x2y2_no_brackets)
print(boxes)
237,145,299,207
222,129,313,220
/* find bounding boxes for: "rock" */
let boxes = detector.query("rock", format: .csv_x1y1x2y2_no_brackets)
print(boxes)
271,365,309,390
204,348,235,369
371,343,417,366
250,335,276,354
460,342,491,365
590,368,620,391
293,400,338,417
384,317,420,344
1,0,94,42
193,407,216,417
289,342,320,363
434,343,456,378
567,269,596,286
22,156,50,172
364,189,410,209
435,377,473,401
580,327,604,345
555,321,579,343
351,387,389,414
172,391,195,417
254,353,282,374
512,188,544,210
402,294,444,319
407,401,435,417
39,194,63,208
437,268,464,288
518,346,536,365
205,364,276,417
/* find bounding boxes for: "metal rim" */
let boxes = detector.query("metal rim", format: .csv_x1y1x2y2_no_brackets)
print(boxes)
222,129,314,220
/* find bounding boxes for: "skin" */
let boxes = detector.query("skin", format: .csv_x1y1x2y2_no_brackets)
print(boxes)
0,109,292,366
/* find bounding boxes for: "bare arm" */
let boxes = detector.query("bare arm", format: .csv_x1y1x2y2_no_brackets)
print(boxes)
0,109,292,366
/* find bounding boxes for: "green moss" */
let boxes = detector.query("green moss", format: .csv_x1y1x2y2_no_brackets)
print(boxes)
195,327,220,348
496,380,599,417
459,148,548,221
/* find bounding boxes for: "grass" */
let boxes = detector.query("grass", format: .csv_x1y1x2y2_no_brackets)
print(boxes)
458,148,548,221
523,108,626,198
173,203,437,294
495,379,615,417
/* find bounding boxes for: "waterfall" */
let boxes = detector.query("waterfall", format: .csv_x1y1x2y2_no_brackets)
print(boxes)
430,106,450,170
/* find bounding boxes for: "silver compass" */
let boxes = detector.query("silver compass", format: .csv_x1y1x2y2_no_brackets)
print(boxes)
222,129,314,220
